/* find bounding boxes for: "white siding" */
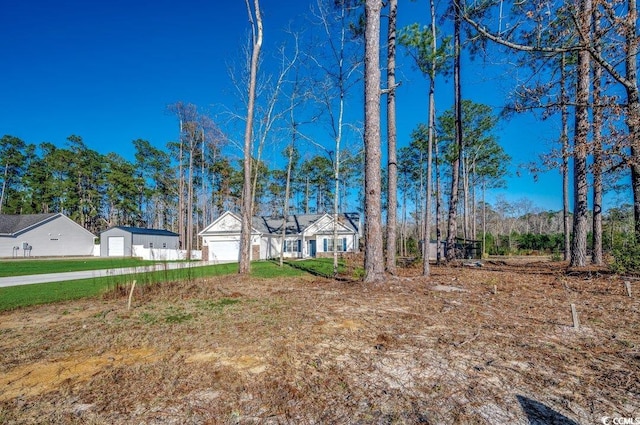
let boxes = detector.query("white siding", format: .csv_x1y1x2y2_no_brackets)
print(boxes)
0,215,95,258
260,236,302,260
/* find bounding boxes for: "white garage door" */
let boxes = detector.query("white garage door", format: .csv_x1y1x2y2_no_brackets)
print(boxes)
208,240,239,261
108,236,125,256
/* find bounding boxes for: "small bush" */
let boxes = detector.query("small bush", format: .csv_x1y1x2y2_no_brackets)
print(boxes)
610,239,640,275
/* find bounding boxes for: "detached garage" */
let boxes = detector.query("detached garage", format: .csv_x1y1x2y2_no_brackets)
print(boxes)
100,226,179,257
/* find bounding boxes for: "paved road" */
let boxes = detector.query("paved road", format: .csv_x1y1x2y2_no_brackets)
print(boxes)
0,261,232,288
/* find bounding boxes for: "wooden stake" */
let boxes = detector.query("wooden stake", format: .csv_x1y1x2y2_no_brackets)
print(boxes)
492,285,497,295
571,303,579,329
625,281,632,297
127,280,137,310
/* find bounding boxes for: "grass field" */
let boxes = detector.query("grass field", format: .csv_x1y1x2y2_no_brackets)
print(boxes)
0,259,636,424
283,257,348,277
0,261,306,312
0,257,158,277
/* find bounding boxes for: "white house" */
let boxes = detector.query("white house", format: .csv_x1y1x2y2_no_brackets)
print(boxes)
0,213,96,258
199,211,360,262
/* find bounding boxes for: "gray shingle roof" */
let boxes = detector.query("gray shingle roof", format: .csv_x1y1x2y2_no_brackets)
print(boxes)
252,213,359,235
110,226,179,237
0,213,60,236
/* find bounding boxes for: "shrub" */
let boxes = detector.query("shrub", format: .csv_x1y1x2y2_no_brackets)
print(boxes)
610,239,640,275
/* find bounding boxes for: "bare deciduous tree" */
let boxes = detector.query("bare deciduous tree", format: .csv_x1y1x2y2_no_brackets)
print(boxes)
239,0,263,275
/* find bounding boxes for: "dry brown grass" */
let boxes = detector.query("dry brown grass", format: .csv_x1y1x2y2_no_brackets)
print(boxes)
0,260,638,424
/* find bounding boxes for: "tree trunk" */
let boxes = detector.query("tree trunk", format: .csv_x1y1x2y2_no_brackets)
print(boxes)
471,166,476,240
178,126,185,249
201,131,207,250
462,155,469,240
423,0,437,276
280,143,294,267
435,131,442,264
422,92,434,275
570,0,591,268
251,146,264,215
333,134,341,277
385,0,398,275
0,163,8,214
305,176,310,214
482,179,486,256
280,74,301,267
332,4,349,279
446,0,463,262
591,9,603,265
186,139,194,260
363,0,385,283
418,152,424,247
401,185,407,257
561,53,571,261
239,0,263,275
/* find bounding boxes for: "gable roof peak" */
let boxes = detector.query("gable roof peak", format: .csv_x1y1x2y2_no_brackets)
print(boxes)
0,213,61,236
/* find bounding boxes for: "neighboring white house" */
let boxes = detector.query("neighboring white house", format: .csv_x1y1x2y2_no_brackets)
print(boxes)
100,226,179,257
199,211,361,262
0,213,96,258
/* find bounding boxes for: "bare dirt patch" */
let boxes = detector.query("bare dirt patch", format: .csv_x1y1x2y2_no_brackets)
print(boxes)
0,348,158,402
0,261,638,424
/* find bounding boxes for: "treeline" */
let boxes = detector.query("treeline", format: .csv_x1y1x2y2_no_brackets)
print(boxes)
0,97,512,256
484,204,635,256
395,199,635,257
1,129,635,261
0,132,363,243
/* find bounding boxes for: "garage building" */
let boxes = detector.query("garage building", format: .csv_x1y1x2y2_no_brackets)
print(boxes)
100,226,179,257
0,213,96,258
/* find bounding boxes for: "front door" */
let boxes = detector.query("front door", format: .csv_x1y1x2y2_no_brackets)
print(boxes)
309,240,316,257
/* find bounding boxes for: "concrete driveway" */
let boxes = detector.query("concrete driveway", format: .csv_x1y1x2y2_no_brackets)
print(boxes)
0,261,233,288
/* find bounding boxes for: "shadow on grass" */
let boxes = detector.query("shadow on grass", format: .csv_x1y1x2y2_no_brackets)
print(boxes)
280,258,356,281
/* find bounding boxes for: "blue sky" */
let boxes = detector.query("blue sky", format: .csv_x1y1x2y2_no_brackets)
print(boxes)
1,0,611,213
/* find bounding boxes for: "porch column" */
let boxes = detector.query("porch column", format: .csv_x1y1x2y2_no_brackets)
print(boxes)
301,237,306,258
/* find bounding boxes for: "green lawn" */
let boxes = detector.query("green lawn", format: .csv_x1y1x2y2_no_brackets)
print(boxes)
283,257,348,277
0,257,159,277
0,261,307,312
